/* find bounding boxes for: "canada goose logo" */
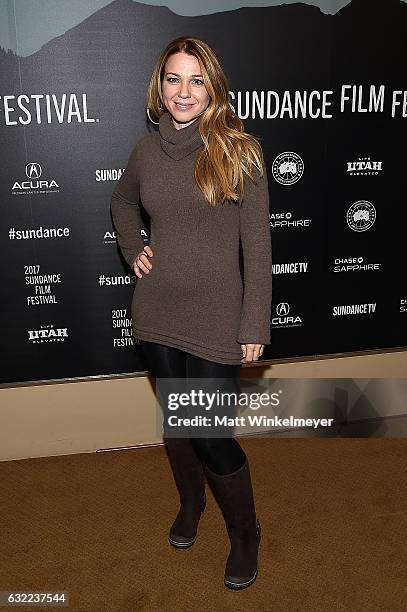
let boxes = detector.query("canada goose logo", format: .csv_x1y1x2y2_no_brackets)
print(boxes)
272,152,304,185
346,201,376,232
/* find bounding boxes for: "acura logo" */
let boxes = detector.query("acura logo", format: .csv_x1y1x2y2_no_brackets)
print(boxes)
25,163,42,179
276,302,290,316
12,162,59,193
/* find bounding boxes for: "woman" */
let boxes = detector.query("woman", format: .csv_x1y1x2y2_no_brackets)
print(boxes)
111,36,272,590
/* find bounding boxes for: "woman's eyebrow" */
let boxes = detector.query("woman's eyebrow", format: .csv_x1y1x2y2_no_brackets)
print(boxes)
165,72,203,77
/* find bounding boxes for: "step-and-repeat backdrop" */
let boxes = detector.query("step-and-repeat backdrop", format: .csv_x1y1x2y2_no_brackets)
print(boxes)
1,0,406,384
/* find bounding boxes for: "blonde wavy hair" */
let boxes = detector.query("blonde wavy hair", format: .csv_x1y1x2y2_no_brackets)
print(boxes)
146,36,265,207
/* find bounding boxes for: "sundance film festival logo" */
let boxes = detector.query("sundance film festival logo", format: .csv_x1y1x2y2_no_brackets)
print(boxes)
347,201,376,232
347,157,383,176
12,162,59,194
272,302,303,328
28,324,68,344
272,152,304,185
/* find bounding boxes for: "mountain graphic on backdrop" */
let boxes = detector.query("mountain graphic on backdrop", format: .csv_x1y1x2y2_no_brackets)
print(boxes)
0,0,405,114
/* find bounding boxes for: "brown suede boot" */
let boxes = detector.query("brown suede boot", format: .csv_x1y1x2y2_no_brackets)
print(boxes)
164,436,206,548
204,457,261,589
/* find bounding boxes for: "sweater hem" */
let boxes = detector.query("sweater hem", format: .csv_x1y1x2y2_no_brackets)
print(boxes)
133,326,243,366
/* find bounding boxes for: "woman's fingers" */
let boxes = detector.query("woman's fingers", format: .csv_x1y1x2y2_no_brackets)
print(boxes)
138,253,152,272
240,344,264,363
142,246,153,269
133,246,154,277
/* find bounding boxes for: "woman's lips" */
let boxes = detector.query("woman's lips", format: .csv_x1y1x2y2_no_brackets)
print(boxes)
174,102,194,110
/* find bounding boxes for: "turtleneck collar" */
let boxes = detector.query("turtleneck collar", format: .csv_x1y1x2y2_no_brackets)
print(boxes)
159,111,203,160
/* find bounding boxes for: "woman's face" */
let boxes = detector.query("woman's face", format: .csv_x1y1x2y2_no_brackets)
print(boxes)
162,52,210,129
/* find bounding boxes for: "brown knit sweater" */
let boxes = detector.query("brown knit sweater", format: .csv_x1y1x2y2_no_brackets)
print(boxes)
110,111,272,365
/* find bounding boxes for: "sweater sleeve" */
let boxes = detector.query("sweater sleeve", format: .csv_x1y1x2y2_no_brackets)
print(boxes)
110,142,146,268
237,158,272,345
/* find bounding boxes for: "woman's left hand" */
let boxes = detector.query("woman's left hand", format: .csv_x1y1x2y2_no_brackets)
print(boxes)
240,343,264,363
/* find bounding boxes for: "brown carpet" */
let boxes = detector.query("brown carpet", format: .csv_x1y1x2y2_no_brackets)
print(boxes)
1,438,406,612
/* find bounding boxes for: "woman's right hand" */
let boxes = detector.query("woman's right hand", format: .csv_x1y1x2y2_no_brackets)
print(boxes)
133,246,154,278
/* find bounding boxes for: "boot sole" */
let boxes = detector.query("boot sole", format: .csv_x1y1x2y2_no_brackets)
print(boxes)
168,535,197,549
224,568,258,590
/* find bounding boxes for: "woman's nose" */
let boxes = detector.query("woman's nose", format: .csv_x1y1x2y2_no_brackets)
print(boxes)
179,80,191,97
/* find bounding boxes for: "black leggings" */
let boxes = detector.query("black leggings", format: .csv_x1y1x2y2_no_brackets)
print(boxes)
139,340,246,475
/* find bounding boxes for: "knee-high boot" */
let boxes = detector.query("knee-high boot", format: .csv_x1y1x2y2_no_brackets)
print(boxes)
164,436,207,548
204,457,261,590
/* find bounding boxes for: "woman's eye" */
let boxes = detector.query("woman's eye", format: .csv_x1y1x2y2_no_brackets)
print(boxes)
167,77,204,86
